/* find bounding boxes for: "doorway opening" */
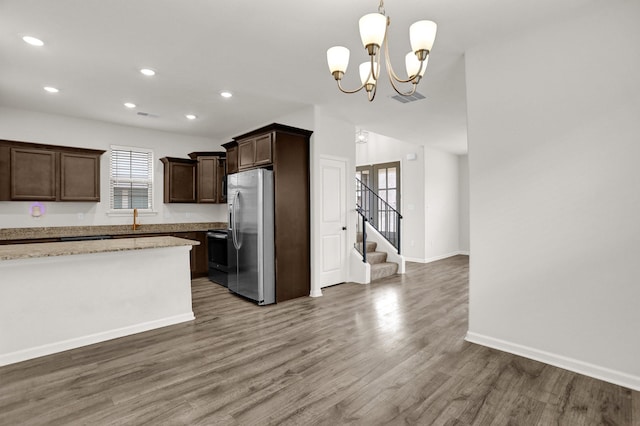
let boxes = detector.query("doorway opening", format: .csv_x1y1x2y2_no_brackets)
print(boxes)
356,161,401,241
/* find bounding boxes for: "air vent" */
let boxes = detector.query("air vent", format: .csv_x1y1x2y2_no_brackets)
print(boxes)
136,111,159,118
390,91,426,103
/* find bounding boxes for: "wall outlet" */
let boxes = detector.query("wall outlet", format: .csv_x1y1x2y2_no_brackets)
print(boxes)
77,213,84,220
185,212,191,218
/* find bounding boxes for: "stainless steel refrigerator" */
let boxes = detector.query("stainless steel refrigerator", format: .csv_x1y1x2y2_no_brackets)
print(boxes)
227,168,275,305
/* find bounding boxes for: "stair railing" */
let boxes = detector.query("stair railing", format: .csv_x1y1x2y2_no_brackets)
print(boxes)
355,206,368,263
355,177,403,254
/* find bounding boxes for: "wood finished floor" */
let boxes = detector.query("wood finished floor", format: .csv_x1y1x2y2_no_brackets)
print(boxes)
1,256,638,425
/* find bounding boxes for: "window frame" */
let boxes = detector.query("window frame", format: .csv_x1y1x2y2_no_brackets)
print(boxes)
107,145,157,216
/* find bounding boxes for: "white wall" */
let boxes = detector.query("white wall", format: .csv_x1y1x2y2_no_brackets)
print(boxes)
355,132,425,261
424,146,460,262
312,107,356,296
271,106,315,132
0,107,226,228
458,155,469,254
465,1,640,390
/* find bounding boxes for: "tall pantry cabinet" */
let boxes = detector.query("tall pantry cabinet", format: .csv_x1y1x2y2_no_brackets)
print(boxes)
223,123,312,303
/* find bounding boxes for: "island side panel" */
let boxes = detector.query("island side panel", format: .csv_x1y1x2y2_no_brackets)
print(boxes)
0,245,194,366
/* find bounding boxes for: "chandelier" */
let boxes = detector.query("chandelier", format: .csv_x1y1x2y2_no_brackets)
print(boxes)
326,0,437,102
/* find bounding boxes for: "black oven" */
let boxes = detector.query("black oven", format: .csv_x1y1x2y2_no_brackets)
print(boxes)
207,230,229,287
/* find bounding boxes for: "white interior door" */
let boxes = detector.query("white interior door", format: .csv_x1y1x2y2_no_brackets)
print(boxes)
319,157,347,287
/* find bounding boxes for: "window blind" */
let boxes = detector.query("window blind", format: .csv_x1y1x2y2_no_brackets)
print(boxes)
109,147,153,210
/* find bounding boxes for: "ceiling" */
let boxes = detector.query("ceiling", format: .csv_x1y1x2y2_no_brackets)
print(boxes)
0,0,597,155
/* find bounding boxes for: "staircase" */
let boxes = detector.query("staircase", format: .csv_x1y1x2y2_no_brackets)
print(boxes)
357,233,399,281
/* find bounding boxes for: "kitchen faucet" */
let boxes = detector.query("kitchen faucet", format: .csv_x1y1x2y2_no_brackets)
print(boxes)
132,208,139,230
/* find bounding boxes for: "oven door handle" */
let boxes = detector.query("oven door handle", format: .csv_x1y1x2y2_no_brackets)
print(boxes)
208,233,227,239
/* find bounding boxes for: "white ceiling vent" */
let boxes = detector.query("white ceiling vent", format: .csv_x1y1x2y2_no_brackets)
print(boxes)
390,92,426,103
136,111,159,118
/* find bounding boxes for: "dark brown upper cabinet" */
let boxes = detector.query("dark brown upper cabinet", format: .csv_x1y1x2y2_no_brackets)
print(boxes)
0,140,105,202
60,152,101,201
10,147,57,201
160,157,197,203
188,151,226,204
222,142,238,174
237,133,273,170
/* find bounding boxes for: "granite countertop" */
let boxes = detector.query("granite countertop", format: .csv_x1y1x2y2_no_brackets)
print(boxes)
0,222,227,241
0,236,200,261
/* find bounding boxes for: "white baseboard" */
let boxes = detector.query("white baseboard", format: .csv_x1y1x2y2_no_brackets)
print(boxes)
0,312,195,367
458,250,470,256
406,251,469,264
465,331,640,391
309,288,323,297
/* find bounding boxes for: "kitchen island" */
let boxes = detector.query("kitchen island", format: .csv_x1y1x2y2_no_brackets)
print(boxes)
0,236,198,366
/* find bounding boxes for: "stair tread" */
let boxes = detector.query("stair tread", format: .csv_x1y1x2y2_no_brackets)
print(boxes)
370,261,399,281
365,251,388,265
370,261,398,269
356,241,377,253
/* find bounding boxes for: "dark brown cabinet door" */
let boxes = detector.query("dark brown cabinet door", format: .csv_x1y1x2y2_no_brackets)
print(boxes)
238,139,255,170
272,131,310,302
225,145,238,174
254,134,273,166
195,155,227,204
161,158,197,203
197,156,217,203
237,134,273,170
192,231,208,277
216,157,226,203
60,152,101,201
172,231,208,278
10,148,57,200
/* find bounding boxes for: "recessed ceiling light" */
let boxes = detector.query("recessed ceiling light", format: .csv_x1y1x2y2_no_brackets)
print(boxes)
44,86,59,93
185,114,197,120
23,36,44,46
140,68,156,76
124,102,136,108
220,91,233,98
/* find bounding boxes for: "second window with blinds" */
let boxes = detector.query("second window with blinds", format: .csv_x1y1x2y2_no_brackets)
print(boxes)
109,146,154,211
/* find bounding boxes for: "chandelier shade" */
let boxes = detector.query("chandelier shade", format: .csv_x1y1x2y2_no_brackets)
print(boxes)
359,62,379,86
359,13,387,51
405,52,428,79
410,20,437,54
326,0,437,102
327,46,350,74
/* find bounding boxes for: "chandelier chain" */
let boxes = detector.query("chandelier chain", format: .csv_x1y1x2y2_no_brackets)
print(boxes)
378,0,385,15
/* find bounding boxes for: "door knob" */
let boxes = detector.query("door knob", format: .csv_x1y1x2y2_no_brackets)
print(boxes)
342,226,347,230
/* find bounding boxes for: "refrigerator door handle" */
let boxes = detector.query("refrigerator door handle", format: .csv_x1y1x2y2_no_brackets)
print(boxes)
232,191,241,250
